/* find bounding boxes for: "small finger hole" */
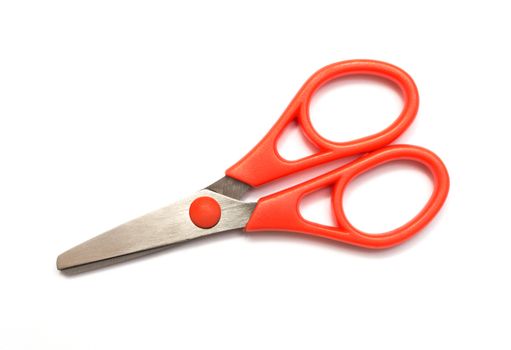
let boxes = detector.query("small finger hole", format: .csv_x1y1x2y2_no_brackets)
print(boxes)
309,75,403,143
299,187,336,227
342,161,433,234
276,120,319,161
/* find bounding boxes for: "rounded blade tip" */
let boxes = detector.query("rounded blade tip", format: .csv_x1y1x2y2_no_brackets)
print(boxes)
56,253,71,271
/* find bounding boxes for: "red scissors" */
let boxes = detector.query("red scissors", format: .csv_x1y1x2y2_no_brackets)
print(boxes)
57,59,449,271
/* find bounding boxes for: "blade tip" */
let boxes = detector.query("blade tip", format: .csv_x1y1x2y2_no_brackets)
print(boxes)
56,253,70,271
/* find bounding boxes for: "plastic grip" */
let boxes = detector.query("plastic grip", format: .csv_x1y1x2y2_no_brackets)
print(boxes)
244,145,449,249
226,60,419,187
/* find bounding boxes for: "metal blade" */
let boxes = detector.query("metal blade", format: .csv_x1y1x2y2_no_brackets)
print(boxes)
207,176,252,200
57,190,255,271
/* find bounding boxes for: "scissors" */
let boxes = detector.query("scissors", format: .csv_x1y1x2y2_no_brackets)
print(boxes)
57,59,449,271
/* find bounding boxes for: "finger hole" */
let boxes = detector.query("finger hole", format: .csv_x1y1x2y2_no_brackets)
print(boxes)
341,160,433,234
276,120,320,161
309,75,403,143
298,187,336,227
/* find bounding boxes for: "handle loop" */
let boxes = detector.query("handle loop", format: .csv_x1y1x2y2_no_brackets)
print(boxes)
227,60,419,187
245,145,449,249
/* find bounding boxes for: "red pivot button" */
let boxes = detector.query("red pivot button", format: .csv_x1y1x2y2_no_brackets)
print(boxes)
189,196,221,229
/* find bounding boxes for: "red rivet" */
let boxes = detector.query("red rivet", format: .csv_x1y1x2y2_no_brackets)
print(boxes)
189,196,221,229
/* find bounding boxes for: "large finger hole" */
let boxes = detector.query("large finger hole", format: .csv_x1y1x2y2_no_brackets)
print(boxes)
342,161,433,234
309,75,403,143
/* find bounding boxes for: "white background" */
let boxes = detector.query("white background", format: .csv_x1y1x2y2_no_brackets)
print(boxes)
1,1,510,349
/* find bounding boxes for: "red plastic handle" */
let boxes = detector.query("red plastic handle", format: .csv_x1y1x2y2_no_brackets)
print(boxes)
227,60,419,187
245,145,449,249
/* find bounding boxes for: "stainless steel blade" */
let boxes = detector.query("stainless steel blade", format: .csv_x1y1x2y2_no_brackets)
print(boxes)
57,189,255,271
207,176,252,200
